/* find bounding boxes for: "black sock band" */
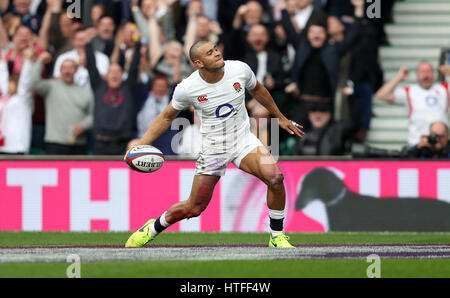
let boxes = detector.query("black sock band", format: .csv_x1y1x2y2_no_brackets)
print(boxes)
154,217,167,233
269,217,284,231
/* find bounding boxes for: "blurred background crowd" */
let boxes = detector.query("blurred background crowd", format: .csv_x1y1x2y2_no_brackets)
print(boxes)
2,0,445,158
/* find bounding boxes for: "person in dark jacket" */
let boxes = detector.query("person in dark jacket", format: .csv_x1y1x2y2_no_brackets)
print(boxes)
293,102,356,156
283,0,363,127
409,122,450,159
85,35,141,155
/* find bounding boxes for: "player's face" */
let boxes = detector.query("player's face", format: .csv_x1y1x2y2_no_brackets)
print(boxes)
196,43,224,71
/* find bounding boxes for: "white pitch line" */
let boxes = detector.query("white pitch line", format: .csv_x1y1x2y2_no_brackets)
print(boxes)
0,245,450,263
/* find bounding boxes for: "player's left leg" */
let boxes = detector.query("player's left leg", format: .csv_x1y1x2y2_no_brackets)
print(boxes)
238,146,294,248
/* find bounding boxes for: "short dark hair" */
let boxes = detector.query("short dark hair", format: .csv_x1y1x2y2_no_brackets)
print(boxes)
188,40,210,63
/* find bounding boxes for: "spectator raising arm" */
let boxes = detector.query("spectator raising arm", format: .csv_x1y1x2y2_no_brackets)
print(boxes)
183,7,198,62
85,40,103,89
148,6,162,68
16,47,34,97
126,39,142,91
0,16,8,49
375,66,409,103
29,51,53,97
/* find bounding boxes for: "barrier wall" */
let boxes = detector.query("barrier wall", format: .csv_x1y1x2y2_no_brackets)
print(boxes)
1,160,450,232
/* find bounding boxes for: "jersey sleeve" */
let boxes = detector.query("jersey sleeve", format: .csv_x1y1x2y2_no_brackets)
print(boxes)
393,86,408,105
171,83,190,111
241,61,257,91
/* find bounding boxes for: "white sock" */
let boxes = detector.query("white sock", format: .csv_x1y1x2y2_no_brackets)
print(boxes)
159,211,170,227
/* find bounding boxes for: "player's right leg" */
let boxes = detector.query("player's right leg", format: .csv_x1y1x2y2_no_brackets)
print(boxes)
125,174,220,247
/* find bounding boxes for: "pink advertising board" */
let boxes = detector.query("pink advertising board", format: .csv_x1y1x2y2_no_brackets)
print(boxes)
1,160,450,232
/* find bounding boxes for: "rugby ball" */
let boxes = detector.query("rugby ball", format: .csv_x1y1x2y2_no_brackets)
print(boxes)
125,145,165,173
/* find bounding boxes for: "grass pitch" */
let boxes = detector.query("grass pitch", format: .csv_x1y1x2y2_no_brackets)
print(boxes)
0,231,449,278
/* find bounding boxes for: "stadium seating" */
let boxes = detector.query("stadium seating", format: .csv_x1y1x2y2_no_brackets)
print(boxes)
367,0,450,150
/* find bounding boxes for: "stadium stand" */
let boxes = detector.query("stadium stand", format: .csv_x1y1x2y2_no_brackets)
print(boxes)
368,0,450,151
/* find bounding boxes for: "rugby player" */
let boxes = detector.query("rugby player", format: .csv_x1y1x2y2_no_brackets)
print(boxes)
125,41,304,248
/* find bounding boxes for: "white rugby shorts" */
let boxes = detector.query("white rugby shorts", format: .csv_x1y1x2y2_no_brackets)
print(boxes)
195,132,264,176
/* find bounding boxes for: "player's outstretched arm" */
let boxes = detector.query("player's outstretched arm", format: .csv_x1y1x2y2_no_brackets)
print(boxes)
124,103,181,159
249,81,304,138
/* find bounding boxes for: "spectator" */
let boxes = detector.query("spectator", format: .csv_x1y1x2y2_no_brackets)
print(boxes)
136,75,172,138
284,0,363,127
2,25,44,75
53,28,110,87
88,15,116,57
293,102,356,155
85,35,141,155
224,1,268,57
279,0,327,48
243,24,285,93
40,0,82,57
148,5,192,85
135,74,177,155
409,122,450,158
130,0,176,44
346,16,382,142
183,10,222,60
90,3,106,28
110,22,141,75
0,46,33,154
30,51,94,155
375,62,450,147
232,1,267,32
1,0,42,35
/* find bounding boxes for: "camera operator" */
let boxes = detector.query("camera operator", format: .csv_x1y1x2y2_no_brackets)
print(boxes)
409,121,450,158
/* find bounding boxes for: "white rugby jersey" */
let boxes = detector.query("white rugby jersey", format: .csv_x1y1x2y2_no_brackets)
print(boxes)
171,60,257,148
394,82,450,145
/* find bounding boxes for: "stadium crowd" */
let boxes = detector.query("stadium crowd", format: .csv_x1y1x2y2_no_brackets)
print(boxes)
1,0,447,158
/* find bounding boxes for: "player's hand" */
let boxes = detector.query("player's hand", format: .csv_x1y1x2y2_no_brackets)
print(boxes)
124,138,141,160
279,118,304,138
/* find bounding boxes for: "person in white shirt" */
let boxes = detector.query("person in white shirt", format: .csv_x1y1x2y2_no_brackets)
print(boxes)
53,28,109,87
376,61,450,146
124,41,304,249
294,0,314,30
0,47,34,154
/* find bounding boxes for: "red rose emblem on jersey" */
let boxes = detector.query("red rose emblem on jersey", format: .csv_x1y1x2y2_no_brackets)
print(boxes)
233,82,242,92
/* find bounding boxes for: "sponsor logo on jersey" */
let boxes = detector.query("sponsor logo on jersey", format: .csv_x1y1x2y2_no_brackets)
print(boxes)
425,95,438,107
197,95,208,102
215,103,237,118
